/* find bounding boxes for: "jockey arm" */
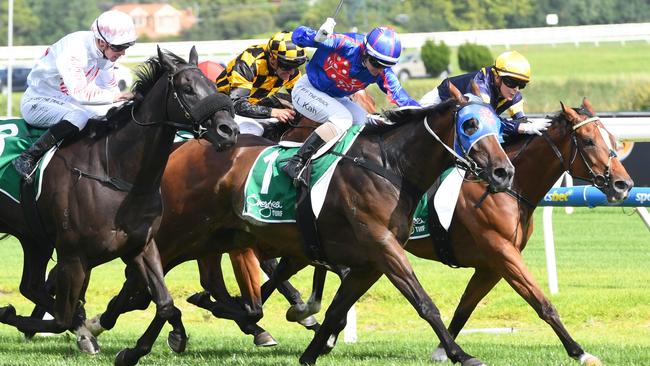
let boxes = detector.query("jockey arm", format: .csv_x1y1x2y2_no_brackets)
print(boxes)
55,49,116,104
227,63,273,119
377,68,420,107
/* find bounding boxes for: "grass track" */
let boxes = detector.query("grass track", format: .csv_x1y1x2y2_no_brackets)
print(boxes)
0,207,648,365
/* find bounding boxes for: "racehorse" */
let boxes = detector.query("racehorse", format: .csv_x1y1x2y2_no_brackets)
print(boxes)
85,84,514,366
250,99,633,366
0,46,238,357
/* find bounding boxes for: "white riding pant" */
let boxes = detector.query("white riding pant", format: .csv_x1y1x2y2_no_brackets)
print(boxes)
291,75,368,137
234,115,269,136
21,88,119,129
419,88,442,106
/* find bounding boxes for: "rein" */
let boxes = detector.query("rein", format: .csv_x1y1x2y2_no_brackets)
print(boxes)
497,114,614,208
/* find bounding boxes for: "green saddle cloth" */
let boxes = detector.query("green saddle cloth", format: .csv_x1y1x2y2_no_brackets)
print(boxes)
243,125,363,223
410,167,456,240
0,118,48,202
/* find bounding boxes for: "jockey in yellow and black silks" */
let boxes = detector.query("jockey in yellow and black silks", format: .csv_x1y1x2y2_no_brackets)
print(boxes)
216,31,307,136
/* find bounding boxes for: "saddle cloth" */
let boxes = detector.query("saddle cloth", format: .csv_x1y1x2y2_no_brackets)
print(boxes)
0,118,54,202
242,125,363,223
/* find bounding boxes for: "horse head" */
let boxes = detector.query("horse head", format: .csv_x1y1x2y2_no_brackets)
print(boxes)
558,98,633,202
448,81,514,192
156,46,238,150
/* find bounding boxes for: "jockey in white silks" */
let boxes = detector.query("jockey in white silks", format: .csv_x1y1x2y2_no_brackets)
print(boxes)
13,10,137,183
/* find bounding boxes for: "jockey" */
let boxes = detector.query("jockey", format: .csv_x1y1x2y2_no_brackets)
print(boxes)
282,20,419,184
216,31,307,136
420,50,549,139
13,10,137,183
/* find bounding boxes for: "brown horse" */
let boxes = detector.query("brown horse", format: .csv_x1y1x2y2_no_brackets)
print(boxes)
255,99,633,366
87,85,514,365
0,47,238,358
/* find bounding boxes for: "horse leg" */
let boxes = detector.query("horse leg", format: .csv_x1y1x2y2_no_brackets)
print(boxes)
299,268,381,365
229,248,278,347
497,247,601,366
23,260,58,339
188,255,271,345
115,313,167,366
125,238,179,357
380,245,484,366
261,257,320,330
86,264,151,339
0,256,87,340
431,269,501,362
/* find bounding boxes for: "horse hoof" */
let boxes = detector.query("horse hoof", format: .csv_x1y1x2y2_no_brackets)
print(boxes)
0,305,16,323
77,334,100,355
84,314,105,337
286,304,309,322
298,315,320,331
23,331,35,340
431,346,448,362
186,291,212,310
298,355,316,365
114,349,135,366
580,353,602,366
461,357,487,366
167,330,187,353
254,331,278,347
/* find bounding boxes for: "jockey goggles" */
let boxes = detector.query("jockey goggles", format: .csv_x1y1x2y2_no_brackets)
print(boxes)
367,56,388,69
501,76,527,90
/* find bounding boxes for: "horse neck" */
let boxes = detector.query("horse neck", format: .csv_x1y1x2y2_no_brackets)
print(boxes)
109,84,177,192
382,111,456,193
510,121,573,206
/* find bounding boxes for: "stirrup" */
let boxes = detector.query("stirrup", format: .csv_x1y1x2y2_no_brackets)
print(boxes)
12,157,37,183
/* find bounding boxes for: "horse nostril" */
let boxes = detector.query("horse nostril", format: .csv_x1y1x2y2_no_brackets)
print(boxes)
493,167,508,180
614,180,631,192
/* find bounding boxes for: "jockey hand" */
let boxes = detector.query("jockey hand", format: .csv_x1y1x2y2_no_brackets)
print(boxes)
113,91,135,103
519,118,551,135
271,108,296,123
315,18,336,42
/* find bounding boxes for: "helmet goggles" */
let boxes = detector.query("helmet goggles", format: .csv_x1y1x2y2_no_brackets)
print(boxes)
500,75,527,89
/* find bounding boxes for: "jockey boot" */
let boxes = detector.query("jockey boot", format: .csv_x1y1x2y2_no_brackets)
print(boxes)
281,132,325,185
12,120,78,184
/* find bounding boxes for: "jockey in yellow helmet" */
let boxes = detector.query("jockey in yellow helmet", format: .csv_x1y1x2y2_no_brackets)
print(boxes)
421,50,549,140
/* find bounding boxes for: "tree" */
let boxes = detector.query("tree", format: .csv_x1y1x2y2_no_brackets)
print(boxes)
420,39,450,76
0,0,40,46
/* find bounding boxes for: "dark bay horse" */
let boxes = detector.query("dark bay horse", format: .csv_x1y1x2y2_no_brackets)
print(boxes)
0,46,238,358
87,86,514,365
257,99,632,366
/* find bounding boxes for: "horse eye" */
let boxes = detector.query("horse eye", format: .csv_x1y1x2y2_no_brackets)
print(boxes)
183,85,195,95
582,138,595,147
462,119,479,136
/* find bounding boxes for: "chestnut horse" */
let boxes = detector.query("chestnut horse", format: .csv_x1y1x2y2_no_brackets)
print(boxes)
87,86,514,365
0,47,238,358
257,99,633,366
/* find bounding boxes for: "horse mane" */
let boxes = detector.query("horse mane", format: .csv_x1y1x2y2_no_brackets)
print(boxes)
81,50,189,141
132,50,187,96
363,99,457,135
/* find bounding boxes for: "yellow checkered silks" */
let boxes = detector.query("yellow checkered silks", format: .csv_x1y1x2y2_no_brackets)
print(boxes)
216,45,300,104
267,31,304,61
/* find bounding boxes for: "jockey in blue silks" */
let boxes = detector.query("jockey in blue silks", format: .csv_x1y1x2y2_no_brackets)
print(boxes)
281,19,420,185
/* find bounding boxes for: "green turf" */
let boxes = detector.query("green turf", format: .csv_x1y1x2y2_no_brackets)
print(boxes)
0,207,648,365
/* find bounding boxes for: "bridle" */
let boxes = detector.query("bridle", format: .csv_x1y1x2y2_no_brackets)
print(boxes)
542,113,616,190
130,64,233,138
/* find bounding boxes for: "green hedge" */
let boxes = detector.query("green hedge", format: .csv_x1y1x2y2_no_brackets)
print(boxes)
420,40,450,77
458,42,493,72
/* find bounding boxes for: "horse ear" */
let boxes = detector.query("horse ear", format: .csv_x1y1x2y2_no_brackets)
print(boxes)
157,45,177,73
189,46,199,66
582,97,596,116
560,101,578,120
448,82,465,102
469,80,481,98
